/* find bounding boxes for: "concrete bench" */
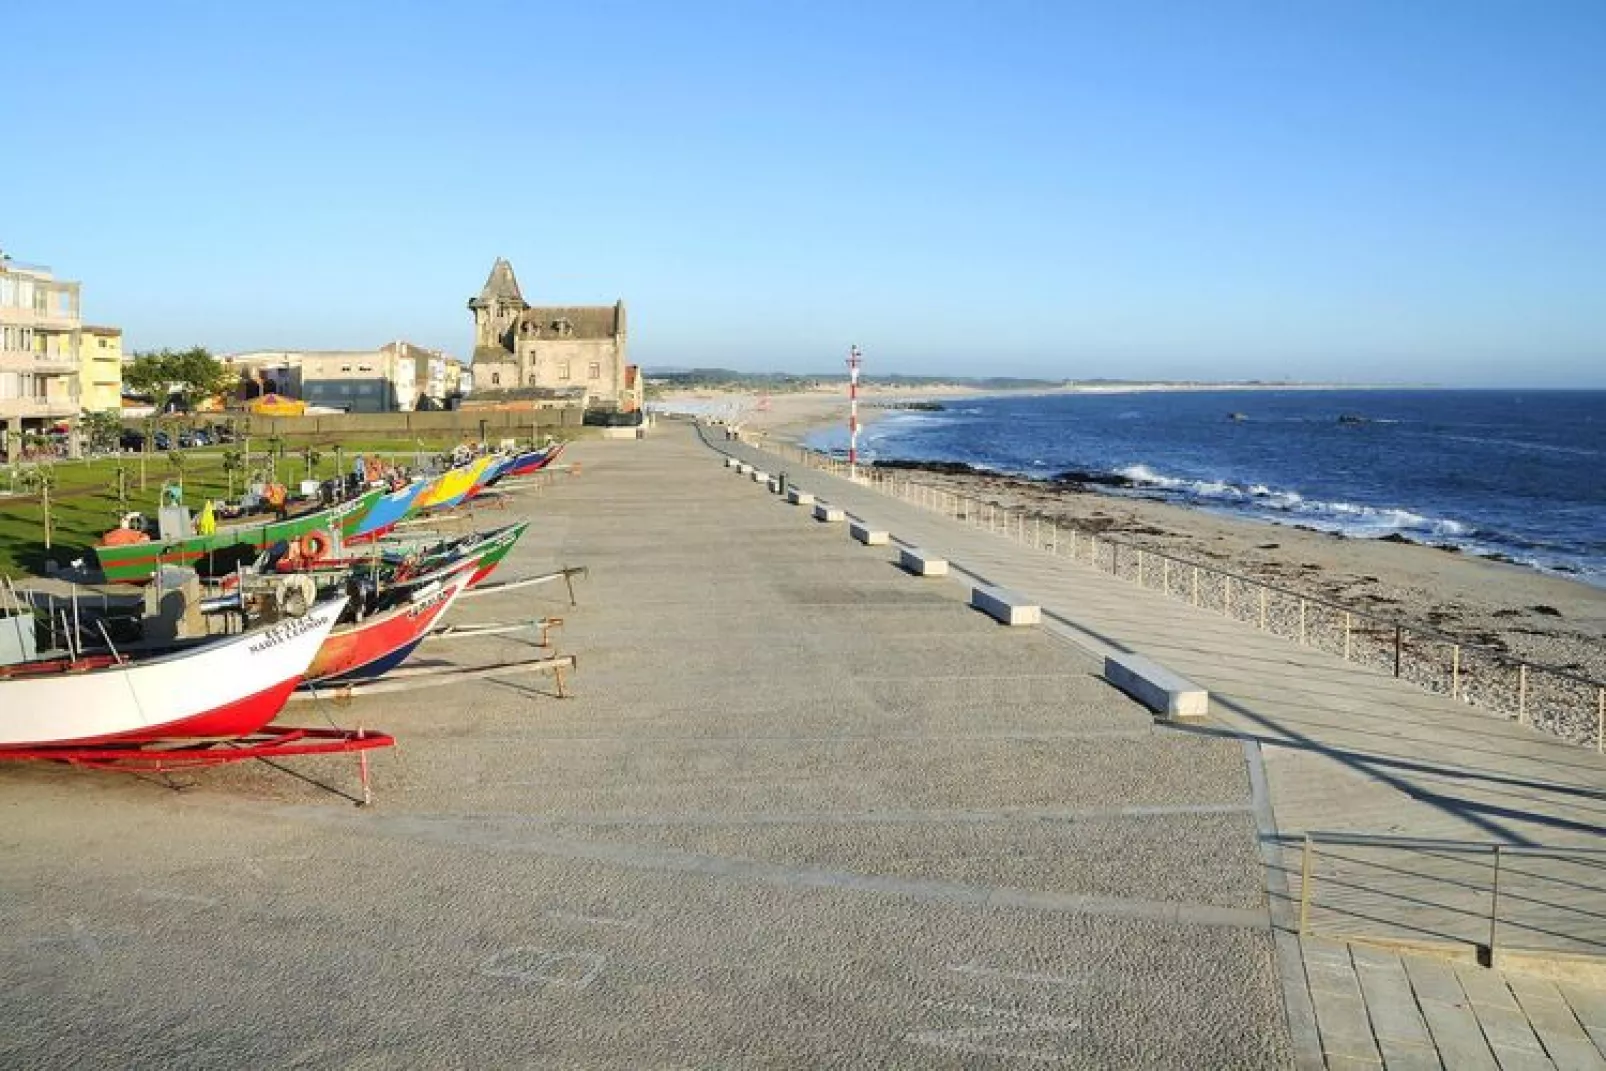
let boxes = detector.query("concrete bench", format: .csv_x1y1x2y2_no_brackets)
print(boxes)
1104,653,1209,720
899,547,948,576
724,456,739,468
737,463,753,475
787,489,815,506
752,470,770,483
813,503,845,523
849,521,888,546
970,585,1040,626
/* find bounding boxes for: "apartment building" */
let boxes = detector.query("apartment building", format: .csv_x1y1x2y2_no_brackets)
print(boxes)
300,349,416,413
0,257,82,447
79,325,123,413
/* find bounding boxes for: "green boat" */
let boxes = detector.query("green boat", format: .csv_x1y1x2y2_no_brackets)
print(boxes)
93,487,386,585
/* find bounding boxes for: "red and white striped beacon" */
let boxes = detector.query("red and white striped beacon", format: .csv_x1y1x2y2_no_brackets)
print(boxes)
847,344,863,480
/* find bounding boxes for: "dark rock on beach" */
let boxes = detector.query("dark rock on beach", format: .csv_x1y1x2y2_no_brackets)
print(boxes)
1376,533,1417,545
872,459,986,476
1051,469,1139,489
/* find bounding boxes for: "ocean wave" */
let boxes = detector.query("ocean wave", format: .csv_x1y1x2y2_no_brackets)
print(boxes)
1113,464,1471,538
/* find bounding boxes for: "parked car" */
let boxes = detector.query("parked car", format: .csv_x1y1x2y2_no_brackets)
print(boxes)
118,429,146,451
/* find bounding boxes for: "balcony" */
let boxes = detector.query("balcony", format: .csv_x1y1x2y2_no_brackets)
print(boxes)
0,396,78,420
0,351,78,375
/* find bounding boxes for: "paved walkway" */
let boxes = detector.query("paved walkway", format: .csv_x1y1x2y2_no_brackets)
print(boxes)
714,425,1606,1069
2,431,1294,1068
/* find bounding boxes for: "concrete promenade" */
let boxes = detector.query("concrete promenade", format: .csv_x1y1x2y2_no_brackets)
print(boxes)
715,425,1606,1070
3,429,1294,1068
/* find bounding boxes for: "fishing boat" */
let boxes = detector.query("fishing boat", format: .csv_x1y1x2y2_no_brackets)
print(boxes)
302,557,480,686
385,521,529,588
505,441,564,478
93,487,385,585
415,455,499,513
0,597,346,748
345,477,431,544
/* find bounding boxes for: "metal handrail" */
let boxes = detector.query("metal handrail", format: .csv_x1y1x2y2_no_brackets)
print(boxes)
1296,831,1606,959
762,435,1606,697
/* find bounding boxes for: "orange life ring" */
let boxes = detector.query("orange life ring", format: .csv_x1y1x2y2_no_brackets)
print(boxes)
298,529,334,561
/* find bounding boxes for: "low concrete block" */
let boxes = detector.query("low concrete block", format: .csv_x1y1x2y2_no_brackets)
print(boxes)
813,503,845,523
766,478,780,493
724,456,739,468
849,521,889,546
970,585,1040,626
737,463,752,475
1104,653,1209,719
899,547,948,576
752,470,769,483
787,489,815,506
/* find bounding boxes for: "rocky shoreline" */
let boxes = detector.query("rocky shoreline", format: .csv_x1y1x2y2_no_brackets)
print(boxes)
871,459,1606,685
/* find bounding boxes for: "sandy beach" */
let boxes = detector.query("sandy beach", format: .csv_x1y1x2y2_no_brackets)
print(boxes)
663,385,1606,683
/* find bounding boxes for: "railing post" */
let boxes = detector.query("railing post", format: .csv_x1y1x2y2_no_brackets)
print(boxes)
1298,598,1306,645
1162,557,1170,595
1137,548,1145,587
1343,612,1352,661
1259,588,1268,631
1518,664,1528,726
1299,834,1314,936
1394,625,1403,678
1452,644,1461,700
1488,845,1503,962
1598,688,1604,754
1224,575,1233,618
1191,565,1199,607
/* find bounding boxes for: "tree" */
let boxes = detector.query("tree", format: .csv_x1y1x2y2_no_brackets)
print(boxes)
222,449,246,499
80,409,122,455
107,462,133,515
124,347,236,411
19,465,58,549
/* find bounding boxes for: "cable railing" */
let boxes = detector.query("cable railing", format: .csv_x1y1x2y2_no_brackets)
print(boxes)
735,431,1606,752
1295,832,1606,961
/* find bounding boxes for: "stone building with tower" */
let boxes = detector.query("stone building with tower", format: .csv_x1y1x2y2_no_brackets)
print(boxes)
467,259,638,411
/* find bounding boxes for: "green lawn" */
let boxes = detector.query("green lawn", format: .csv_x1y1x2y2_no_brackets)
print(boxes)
0,437,466,578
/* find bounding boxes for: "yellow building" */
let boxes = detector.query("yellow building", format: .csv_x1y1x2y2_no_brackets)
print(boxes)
79,325,123,413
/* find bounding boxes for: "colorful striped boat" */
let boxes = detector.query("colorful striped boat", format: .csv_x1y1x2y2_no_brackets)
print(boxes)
346,477,431,545
415,455,499,513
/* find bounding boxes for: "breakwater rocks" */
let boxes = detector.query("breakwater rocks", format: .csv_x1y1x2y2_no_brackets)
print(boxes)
871,459,1143,492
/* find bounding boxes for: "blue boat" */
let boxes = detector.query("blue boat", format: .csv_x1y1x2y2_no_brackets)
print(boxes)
346,478,430,544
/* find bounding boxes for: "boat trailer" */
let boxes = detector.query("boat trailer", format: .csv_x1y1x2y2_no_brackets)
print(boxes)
0,726,397,804
461,565,587,606
289,653,577,703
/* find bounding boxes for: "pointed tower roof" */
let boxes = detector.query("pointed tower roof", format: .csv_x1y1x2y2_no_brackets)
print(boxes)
469,258,526,309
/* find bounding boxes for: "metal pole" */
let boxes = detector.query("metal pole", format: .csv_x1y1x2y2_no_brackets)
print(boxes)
1488,845,1502,962
1394,625,1403,678
1343,612,1352,661
1452,644,1461,700
1518,665,1528,725
1298,598,1306,645
846,344,861,481
1299,834,1314,936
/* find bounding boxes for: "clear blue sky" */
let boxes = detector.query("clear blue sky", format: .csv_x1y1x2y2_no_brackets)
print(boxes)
7,1,1603,385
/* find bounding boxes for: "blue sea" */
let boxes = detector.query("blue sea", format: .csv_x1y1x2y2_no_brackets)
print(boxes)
805,389,1606,587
